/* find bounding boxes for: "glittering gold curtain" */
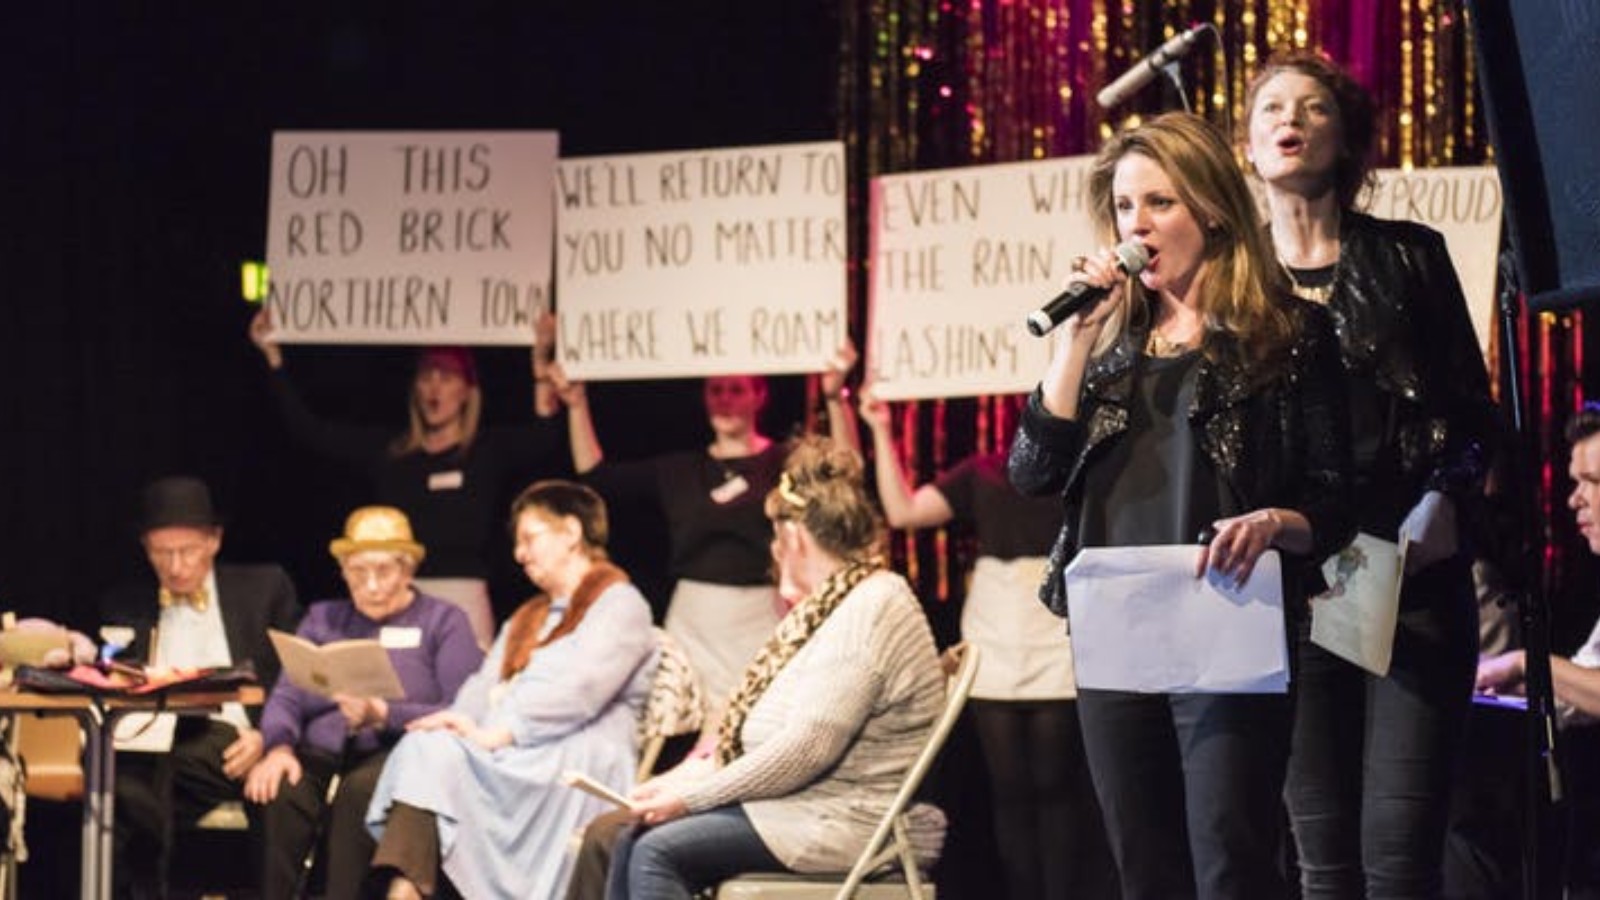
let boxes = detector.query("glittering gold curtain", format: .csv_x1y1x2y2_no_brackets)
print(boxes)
837,0,1578,610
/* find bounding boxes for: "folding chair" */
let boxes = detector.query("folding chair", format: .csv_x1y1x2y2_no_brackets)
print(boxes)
637,628,705,781
714,644,980,900
1,628,84,805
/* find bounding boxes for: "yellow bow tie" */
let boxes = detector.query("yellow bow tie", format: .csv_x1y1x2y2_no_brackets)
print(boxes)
159,587,210,612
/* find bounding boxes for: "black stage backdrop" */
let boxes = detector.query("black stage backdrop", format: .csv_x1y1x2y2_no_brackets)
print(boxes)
0,2,838,626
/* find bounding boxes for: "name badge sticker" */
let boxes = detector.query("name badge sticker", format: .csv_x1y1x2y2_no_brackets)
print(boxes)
428,470,465,491
710,474,750,505
379,626,423,649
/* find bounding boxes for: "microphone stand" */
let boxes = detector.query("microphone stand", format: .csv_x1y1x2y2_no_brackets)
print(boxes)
1158,61,1192,114
1496,249,1566,899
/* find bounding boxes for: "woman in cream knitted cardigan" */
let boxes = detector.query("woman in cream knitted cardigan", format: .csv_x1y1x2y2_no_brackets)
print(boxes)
604,436,948,899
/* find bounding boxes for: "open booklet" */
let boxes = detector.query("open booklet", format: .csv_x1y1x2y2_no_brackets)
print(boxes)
1312,533,1406,676
268,629,404,699
561,770,637,811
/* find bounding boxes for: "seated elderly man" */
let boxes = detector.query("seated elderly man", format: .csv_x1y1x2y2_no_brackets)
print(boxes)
243,506,482,899
96,475,301,899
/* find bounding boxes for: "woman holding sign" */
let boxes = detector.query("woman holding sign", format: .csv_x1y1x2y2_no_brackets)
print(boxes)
249,308,565,648
365,480,655,899
1008,112,1352,900
1242,51,1499,897
544,343,856,731
244,506,483,900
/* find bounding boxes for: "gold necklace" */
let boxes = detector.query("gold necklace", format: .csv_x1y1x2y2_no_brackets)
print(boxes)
1145,328,1194,358
1281,260,1337,304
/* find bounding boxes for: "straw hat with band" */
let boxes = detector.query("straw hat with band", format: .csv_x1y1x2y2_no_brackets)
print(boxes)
330,506,427,563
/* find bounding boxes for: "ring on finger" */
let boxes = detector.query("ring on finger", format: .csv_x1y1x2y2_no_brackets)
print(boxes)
1070,255,1089,273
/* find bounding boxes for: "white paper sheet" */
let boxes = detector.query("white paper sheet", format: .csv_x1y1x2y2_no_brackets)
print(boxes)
1311,533,1404,676
1063,545,1287,694
114,712,177,753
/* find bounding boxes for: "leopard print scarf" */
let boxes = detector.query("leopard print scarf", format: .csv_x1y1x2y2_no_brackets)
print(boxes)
715,557,880,765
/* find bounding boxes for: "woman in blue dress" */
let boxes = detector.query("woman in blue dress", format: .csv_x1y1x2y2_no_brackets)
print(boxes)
365,479,657,899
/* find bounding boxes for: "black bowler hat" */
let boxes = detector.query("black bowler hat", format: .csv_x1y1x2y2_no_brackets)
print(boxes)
139,476,224,533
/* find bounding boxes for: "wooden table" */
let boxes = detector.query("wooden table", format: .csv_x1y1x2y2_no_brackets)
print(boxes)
0,685,264,900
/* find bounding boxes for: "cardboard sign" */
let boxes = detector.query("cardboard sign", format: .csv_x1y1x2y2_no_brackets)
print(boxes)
553,141,848,380
867,156,1098,400
264,130,558,346
1367,166,1502,354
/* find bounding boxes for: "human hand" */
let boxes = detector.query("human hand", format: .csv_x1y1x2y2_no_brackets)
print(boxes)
858,384,891,433
533,306,558,359
221,726,265,780
470,726,514,751
243,746,301,804
1055,249,1128,340
1197,509,1285,586
332,693,388,731
1399,491,1458,575
406,709,473,734
821,340,858,399
629,789,689,826
1475,650,1527,695
248,308,284,370
546,359,587,409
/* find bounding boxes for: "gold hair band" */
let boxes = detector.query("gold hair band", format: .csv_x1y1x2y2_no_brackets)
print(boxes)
778,472,809,509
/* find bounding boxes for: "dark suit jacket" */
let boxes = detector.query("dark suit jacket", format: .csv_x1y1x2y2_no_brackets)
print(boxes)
97,562,302,724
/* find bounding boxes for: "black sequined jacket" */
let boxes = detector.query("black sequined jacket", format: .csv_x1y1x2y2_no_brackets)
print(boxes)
1008,297,1355,619
1321,212,1498,536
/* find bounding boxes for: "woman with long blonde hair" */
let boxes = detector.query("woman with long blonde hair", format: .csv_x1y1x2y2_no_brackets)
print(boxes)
1009,112,1353,900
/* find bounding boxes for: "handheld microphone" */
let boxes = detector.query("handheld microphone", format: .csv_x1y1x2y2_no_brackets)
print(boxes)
1095,23,1213,109
1025,241,1149,337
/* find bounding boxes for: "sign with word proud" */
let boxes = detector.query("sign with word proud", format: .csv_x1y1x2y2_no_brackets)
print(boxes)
1366,166,1502,354
554,141,847,380
264,131,558,345
867,155,1099,400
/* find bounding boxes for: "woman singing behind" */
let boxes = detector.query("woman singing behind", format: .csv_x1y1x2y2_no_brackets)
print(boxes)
1244,51,1497,898
1008,112,1352,900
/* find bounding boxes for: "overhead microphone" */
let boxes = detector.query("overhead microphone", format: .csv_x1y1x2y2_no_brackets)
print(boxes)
1095,23,1214,109
1025,241,1149,338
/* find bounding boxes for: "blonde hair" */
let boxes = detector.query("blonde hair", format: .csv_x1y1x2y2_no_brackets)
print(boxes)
1087,112,1295,376
764,437,884,563
389,382,483,458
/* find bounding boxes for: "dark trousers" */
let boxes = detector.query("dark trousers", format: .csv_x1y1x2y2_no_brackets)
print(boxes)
969,698,1119,900
1285,558,1477,899
1077,688,1291,900
114,718,257,898
566,809,633,900
258,746,389,900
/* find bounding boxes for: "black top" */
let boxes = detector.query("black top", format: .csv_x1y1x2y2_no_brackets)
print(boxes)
933,451,1061,559
268,371,563,580
586,443,785,586
1078,351,1236,549
1008,295,1353,619
1290,262,1386,477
